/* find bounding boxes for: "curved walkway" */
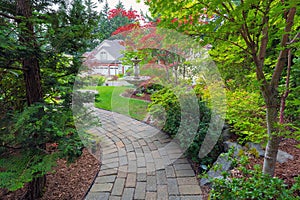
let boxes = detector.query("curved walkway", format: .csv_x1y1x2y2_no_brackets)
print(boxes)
85,108,202,200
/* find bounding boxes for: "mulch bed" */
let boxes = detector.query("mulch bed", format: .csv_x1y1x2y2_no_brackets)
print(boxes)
0,149,100,200
121,89,152,102
249,138,300,187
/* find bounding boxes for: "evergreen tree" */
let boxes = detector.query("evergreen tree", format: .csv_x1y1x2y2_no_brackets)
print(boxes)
0,0,100,198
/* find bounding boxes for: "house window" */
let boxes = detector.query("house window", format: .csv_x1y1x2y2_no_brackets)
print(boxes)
100,51,107,60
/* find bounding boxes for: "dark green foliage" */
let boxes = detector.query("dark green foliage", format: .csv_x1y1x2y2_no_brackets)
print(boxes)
148,85,223,164
0,0,101,193
76,75,106,87
210,156,300,200
285,57,300,127
0,103,84,191
0,151,57,192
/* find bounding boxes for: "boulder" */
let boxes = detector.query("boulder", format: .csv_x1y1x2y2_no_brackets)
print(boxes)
246,142,294,163
223,141,243,157
200,153,232,186
221,126,231,141
277,150,294,164
246,142,265,157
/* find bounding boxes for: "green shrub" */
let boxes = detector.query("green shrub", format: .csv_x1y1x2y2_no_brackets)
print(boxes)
209,156,299,200
194,78,266,144
97,75,106,86
77,75,106,87
140,81,165,94
125,67,133,76
117,73,124,78
0,103,85,191
226,89,266,143
148,85,223,164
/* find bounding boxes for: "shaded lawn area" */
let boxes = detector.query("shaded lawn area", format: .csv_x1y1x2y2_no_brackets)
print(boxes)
94,86,149,121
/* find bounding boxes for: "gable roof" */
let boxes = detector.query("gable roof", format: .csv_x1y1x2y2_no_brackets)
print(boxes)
83,39,126,68
95,39,125,61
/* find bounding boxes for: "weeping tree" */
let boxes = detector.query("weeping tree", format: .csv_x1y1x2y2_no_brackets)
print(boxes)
0,0,100,198
145,0,299,176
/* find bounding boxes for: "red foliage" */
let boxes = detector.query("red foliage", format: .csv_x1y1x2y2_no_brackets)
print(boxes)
108,8,142,21
112,23,140,35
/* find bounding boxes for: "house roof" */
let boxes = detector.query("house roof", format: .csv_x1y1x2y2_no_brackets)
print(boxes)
95,39,125,61
83,39,125,68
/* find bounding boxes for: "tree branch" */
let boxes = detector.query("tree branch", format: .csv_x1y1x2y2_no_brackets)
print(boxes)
279,49,292,124
215,36,252,55
271,6,296,88
258,1,271,63
221,2,231,14
287,32,300,45
0,12,18,20
0,65,24,71
198,2,235,22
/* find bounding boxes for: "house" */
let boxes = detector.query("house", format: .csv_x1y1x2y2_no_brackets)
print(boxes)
83,39,130,76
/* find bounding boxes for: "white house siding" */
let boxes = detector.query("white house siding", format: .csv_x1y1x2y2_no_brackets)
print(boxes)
92,64,130,76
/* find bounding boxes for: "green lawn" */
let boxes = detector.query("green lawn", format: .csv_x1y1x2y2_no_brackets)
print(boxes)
94,86,149,121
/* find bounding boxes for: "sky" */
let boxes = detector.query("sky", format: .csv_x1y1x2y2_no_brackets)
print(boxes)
96,0,149,14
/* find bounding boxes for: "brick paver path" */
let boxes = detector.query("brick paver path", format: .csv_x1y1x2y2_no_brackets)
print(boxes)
85,108,202,200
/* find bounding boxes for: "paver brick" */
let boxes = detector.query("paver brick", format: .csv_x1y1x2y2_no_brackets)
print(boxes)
151,150,161,159
174,164,193,171
141,145,151,153
145,192,157,200
122,188,135,200
138,139,147,146
165,166,176,178
119,156,128,166
126,173,136,188
156,170,167,185
90,183,113,192
157,185,168,200
175,169,195,177
111,178,125,196
117,166,127,178
126,144,134,152
85,192,109,200
134,182,146,199
135,148,143,154
145,152,154,163
154,158,165,169
98,169,118,176
128,152,136,161
167,178,179,195
147,142,157,151
102,152,119,160
102,157,119,165
177,177,198,185
137,157,146,167
146,176,157,192
102,147,118,154
178,185,202,195
95,175,116,184
102,161,119,169
109,196,121,200
137,172,147,182
116,141,125,148
128,161,137,173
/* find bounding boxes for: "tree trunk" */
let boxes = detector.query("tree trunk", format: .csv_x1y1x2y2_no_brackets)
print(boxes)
25,176,46,200
174,65,178,85
16,0,43,105
23,57,43,105
263,103,281,176
16,0,45,199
